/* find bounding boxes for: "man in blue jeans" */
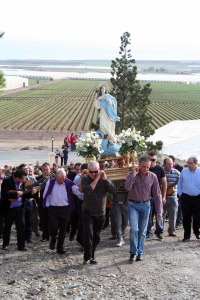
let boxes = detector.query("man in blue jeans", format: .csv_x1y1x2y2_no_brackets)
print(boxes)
124,156,162,262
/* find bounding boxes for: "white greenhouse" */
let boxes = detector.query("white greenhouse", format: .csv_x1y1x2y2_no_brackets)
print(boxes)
148,120,200,162
3,75,28,90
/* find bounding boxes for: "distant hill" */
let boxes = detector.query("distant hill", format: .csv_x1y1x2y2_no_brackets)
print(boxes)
1,59,200,74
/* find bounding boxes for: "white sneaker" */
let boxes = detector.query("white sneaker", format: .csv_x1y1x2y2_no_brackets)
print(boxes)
116,239,125,247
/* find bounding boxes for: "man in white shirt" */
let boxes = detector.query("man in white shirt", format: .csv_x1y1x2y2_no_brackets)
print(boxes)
43,168,81,254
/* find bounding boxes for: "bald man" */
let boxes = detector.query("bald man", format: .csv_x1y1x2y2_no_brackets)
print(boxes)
43,168,81,254
178,156,200,241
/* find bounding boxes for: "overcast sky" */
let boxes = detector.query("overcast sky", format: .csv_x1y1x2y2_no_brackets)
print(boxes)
1,0,199,61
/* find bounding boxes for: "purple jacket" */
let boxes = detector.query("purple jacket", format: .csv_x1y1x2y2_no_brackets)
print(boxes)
42,178,75,211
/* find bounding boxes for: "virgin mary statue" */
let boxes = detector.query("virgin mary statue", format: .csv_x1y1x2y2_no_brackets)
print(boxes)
94,86,120,141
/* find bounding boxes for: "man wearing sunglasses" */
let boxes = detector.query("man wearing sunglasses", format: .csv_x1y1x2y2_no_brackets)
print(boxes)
146,152,167,240
81,161,115,265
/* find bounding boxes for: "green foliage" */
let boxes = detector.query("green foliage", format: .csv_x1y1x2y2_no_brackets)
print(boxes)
90,122,99,131
110,32,154,138
0,72,5,91
145,140,163,152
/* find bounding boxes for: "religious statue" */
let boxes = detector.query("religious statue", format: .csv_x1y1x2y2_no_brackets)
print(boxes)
94,86,120,142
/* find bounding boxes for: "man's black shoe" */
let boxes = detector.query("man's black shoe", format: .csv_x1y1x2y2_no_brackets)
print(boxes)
136,255,143,261
90,259,98,265
146,233,153,239
50,241,56,250
34,231,40,237
26,239,33,243
182,238,190,242
2,245,8,250
41,238,49,242
83,259,90,265
18,247,28,251
129,254,135,262
108,235,116,240
156,233,163,240
57,249,66,254
69,235,74,242
196,235,200,240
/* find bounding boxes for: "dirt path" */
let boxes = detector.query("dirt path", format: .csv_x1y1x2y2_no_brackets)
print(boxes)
0,225,199,299
0,85,38,96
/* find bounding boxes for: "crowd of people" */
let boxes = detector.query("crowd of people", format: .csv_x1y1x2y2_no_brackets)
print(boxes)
0,152,199,265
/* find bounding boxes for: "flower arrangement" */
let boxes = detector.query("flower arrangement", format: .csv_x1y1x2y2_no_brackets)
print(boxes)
116,128,146,154
76,132,103,158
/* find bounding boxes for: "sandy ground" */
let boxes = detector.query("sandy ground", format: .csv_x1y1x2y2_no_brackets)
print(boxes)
0,139,64,150
0,139,85,166
0,225,200,300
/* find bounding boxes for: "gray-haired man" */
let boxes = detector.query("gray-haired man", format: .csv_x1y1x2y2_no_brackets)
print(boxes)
81,161,115,264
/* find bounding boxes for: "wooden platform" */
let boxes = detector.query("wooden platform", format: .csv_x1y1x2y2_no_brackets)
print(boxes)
104,166,130,180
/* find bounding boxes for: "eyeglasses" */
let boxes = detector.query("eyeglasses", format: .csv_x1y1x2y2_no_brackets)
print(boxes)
89,170,98,174
150,159,156,162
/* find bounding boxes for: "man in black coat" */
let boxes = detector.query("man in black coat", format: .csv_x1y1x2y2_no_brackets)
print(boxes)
1,169,34,251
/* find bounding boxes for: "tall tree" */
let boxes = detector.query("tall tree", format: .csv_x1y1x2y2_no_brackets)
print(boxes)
110,32,154,137
0,31,5,91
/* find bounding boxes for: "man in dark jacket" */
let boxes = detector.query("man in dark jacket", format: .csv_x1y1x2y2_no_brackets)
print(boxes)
0,166,7,239
1,169,34,251
81,161,115,264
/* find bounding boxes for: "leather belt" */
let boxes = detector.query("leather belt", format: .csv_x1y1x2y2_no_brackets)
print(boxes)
129,199,149,204
183,193,200,198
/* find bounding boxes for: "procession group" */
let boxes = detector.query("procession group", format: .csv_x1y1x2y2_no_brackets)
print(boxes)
0,152,199,264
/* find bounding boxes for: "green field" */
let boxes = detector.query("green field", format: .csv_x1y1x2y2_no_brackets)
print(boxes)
0,79,199,132
28,79,51,85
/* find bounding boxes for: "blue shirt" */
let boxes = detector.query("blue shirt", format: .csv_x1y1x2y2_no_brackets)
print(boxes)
10,181,23,208
177,167,200,196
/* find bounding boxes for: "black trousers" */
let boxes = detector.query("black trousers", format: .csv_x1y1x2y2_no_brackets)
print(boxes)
0,215,4,237
181,193,200,239
82,209,105,260
64,156,68,166
68,197,79,239
3,206,25,250
103,207,110,228
25,200,33,241
48,205,71,251
38,206,49,239
76,199,83,246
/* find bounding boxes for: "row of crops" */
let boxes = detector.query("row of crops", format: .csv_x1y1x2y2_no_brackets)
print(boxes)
0,80,200,132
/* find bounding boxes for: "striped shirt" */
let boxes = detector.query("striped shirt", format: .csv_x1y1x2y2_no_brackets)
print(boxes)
165,168,180,197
